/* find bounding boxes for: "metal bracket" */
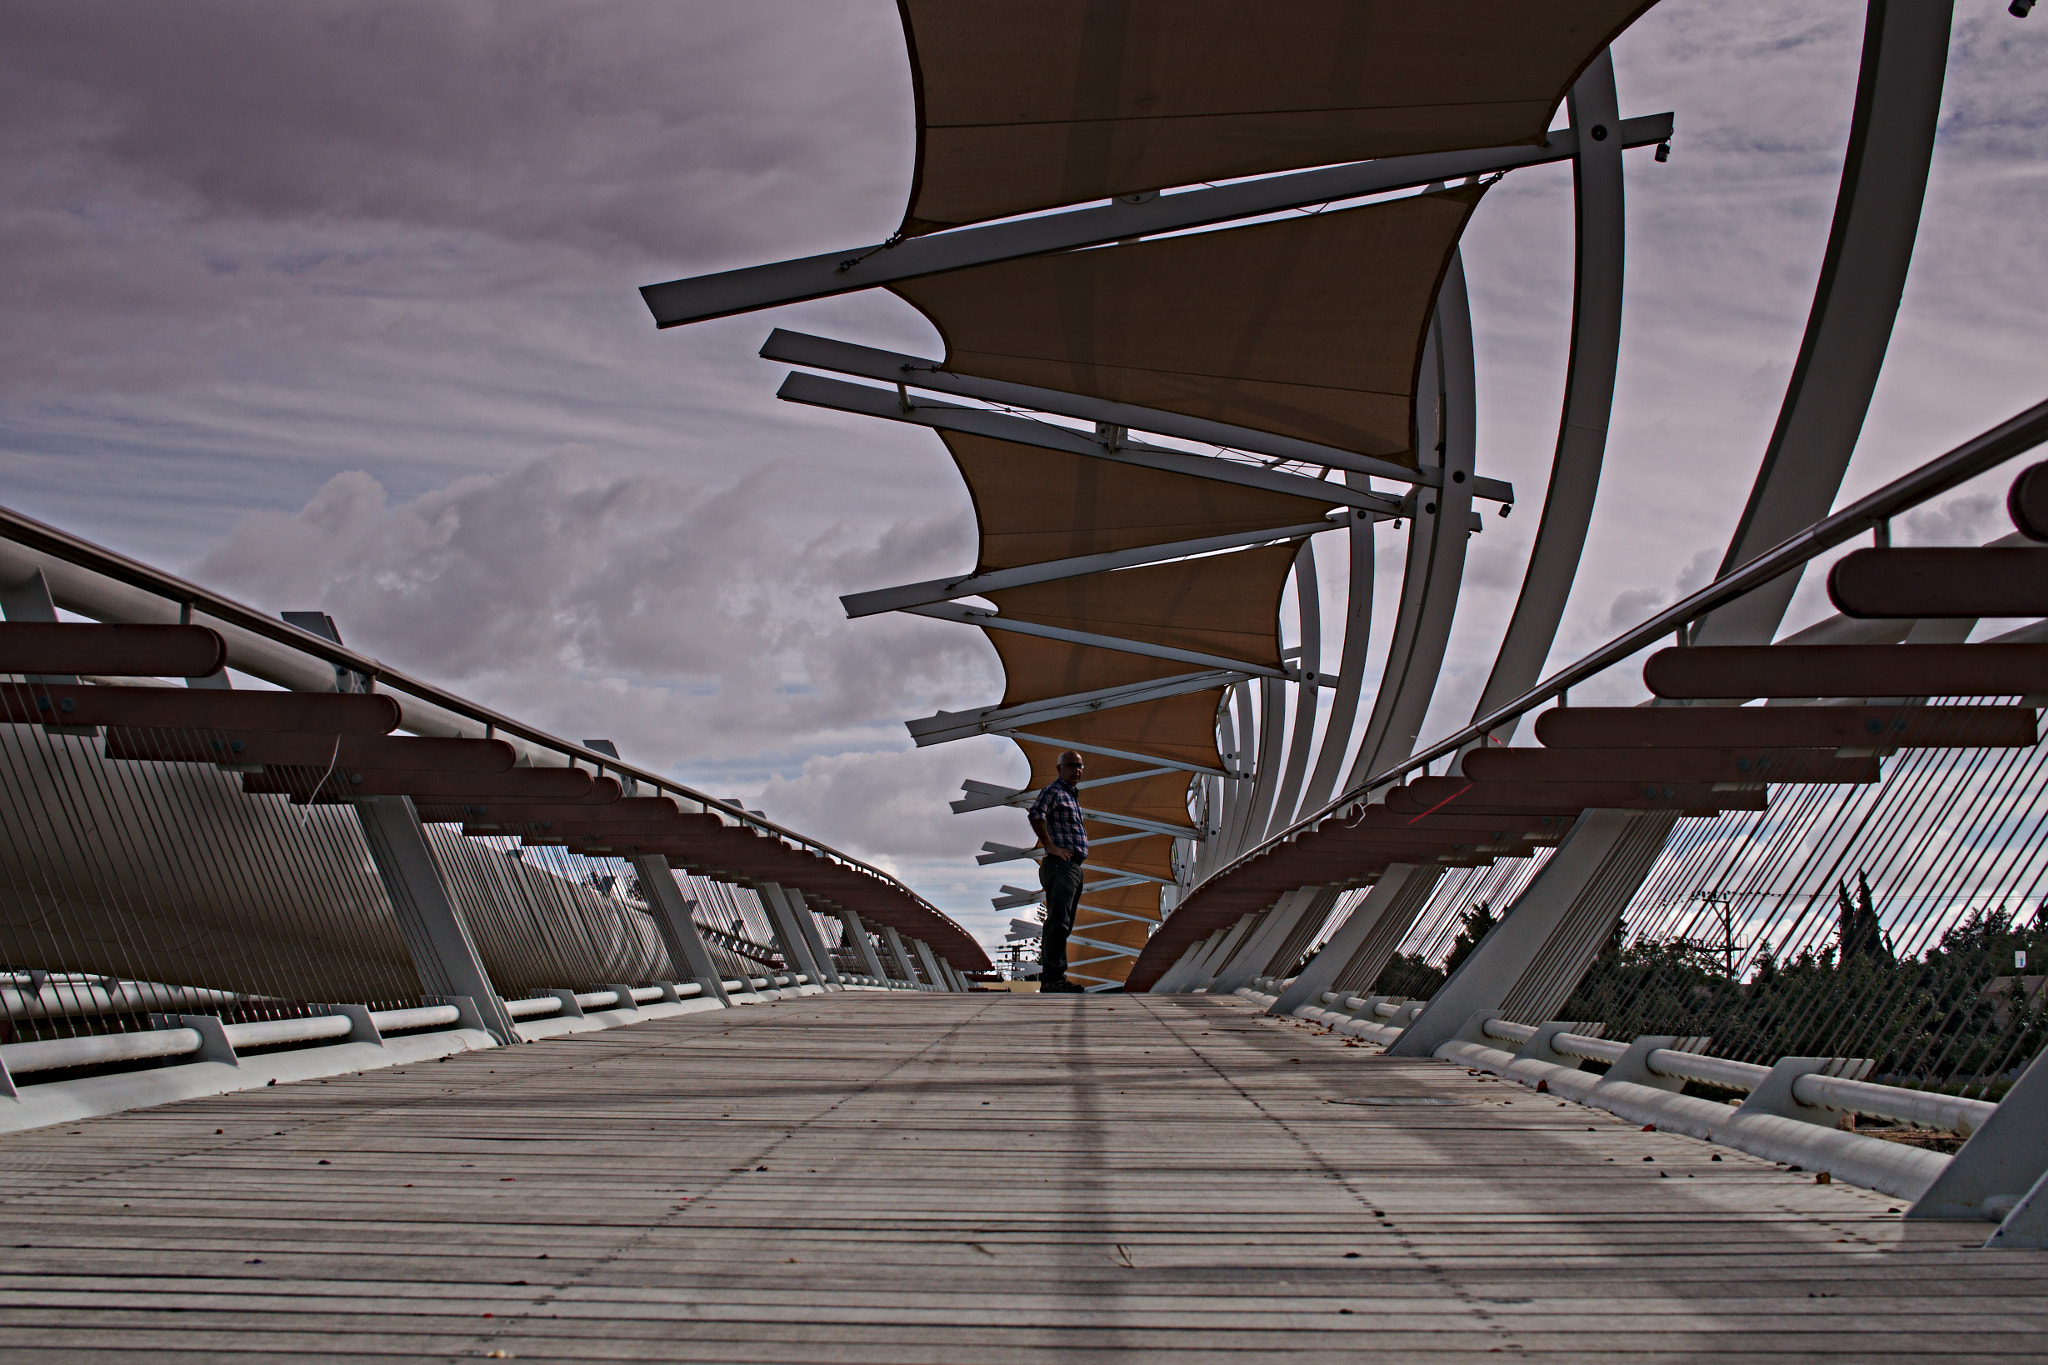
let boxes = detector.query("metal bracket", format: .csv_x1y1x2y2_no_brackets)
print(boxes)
1596,1035,1710,1093
597,984,641,1012
1512,1021,1606,1069
324,1003,385,1047
1735,1056,1873,1127
151,1013,238,1067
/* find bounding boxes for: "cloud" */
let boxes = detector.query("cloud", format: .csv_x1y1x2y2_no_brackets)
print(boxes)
6,0,2046,951
195,451,994,764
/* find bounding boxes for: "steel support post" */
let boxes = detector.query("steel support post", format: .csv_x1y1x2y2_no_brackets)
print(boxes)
1453,5,1954,1037
880,924,922,987
1265,543,1324,835
1211,887,1321,995
1269,868,1418,1015
630,855,730,1006
911,938,948,992
1694,0,1952,650
1152,929,1224,994
1240,675,1289,850
838,909,889,984
1300,477,1377,812
1465,49,1626,745
1389,810,1664,1056
1178,913,1260,993
1348,255,1478,788
354,795,516,1043
1911,1041,2048,1224
759,883,834,990
781,887,845,988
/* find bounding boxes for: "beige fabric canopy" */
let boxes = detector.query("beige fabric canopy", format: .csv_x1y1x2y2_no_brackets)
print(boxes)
943,431,1337,569
897,0,1652,234
987,543,1298,699
897,186,1484,464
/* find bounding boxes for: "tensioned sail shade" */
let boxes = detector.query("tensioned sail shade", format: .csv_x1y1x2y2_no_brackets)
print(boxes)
895,186,1484,464
942,431,1339,569
896,0,1652,233
985,543,1300,672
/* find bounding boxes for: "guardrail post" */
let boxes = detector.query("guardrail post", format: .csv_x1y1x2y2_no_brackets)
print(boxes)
1512,1021,1605,1068
837,910,890,984
911,938,948,991
150,1013,238,1066
1268,868,1416,1015
1594,1035,1709,1093
782,888,846,988
1183,914,1259,992
1736,1057,1874,1127
1448,1010,1504,1048
759,883,834,991
1912,1041,2048,1223
544,989,585,1019
1151,929,1224,993
1986,1167,2048,1249
879,924,920,988
1345,995,1399,1026
425,994,495,1035
598,984,641,1012
1211,888,1316,994
355,794,517,1044
1390,810,1646,1057
631,855,731,1006
324,1003,385,1047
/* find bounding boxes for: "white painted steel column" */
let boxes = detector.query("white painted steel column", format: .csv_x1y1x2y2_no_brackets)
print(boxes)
759,883,833,990
1268,867,1418,1016
1153,929,1225,994
1178,913,1259,993
838,909,889,983
1453,6,1956,1032
880,924,921,987
1464,50,1626,746
631,855,730,1006
781,887,845,988
911,938,948,992
1694,0,1953,650
354,795,516,1043
1390,810,1656,1056
1347,257,1478,788
1211,887,1320,995
1913,1041,2048,1224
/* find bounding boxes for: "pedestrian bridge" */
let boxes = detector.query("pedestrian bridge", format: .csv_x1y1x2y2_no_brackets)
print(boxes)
5,1,2048,1357
5,991,2040,1363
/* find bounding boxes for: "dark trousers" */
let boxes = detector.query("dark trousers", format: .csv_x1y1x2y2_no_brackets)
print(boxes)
1038,854,1084,986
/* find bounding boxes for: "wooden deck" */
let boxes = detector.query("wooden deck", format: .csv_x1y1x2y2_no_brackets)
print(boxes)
0,992,2042,1361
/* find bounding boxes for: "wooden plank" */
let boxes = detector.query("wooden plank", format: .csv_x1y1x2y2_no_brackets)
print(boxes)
0,994,2041,1360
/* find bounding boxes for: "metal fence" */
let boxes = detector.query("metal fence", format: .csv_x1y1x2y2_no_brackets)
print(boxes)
0,511,976,1123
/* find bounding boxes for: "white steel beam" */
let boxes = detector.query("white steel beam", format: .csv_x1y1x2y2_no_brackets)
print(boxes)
764,329,1516,502
639,115,1674,327
1463,51,1627,745
957,773,1174,814
844,517,1350,619
977,832,1148,864
909,671,1246,747
1067,935,1141,959
784,373,1405,518
904,602,1335,686
1005,730,1234,782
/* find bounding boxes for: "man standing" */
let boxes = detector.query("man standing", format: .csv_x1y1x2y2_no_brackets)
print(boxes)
1028,750,1089,993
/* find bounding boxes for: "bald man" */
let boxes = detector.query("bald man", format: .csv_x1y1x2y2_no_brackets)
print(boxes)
1027,750,1089,993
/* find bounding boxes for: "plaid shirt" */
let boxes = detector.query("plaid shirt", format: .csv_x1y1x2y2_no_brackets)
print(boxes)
1029,777,1089,861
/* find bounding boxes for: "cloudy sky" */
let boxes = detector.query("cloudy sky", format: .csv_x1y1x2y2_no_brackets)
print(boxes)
3,1,2043,950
